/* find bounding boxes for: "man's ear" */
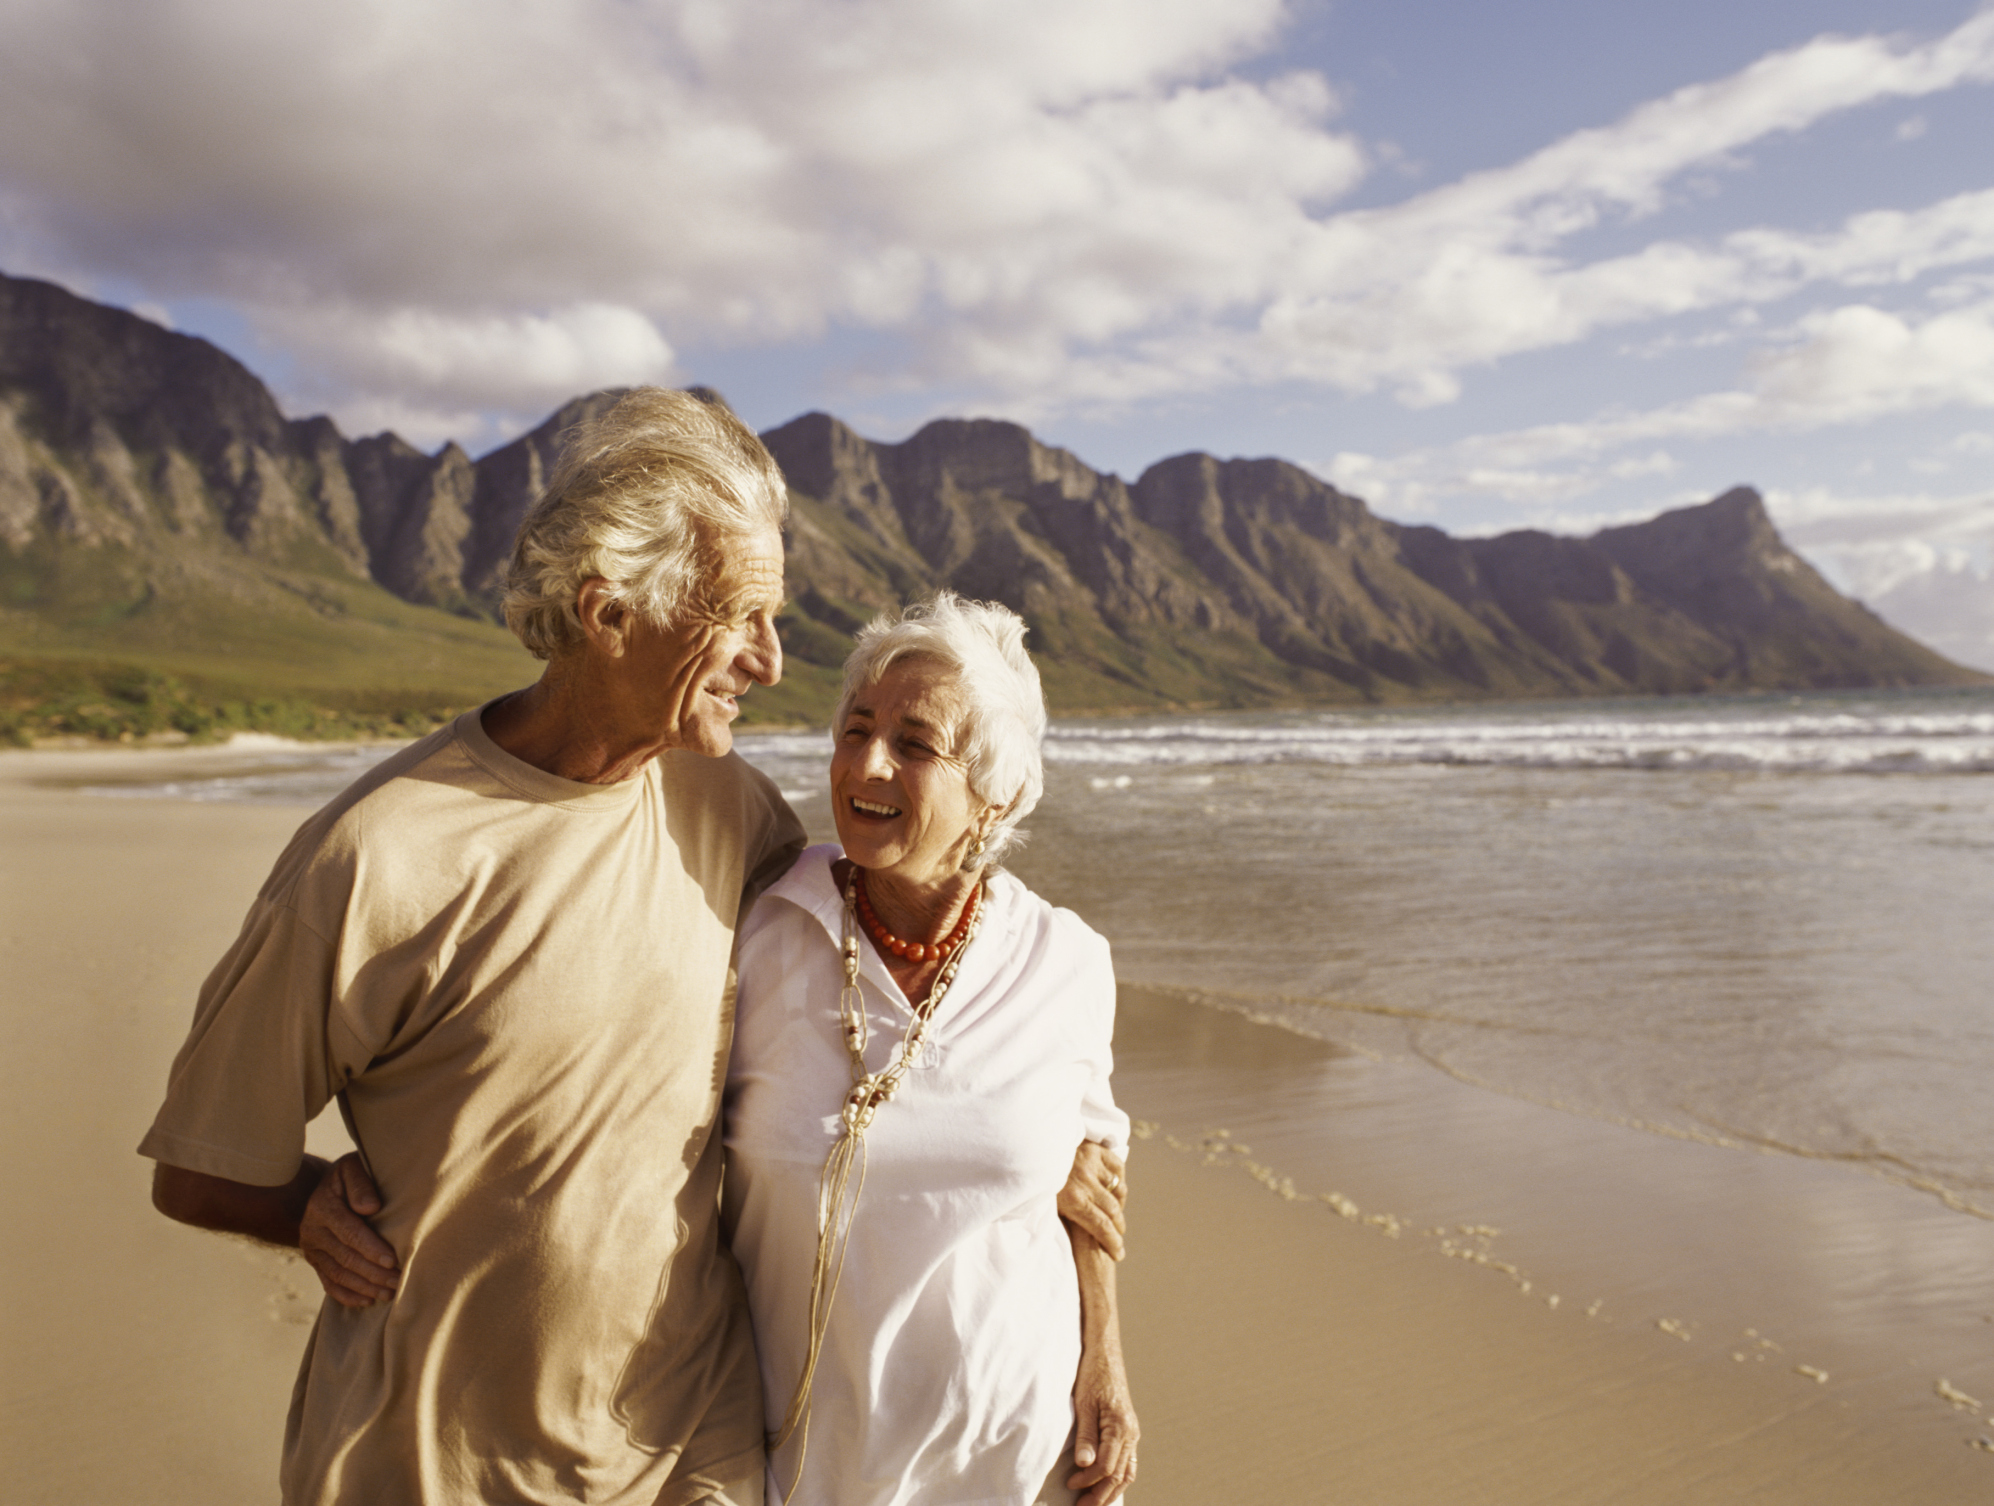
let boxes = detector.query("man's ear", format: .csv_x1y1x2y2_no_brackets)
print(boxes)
575,579,633,658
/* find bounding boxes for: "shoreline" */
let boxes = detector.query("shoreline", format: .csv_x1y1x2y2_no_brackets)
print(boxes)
1112,984,1994,1501
3,768,1991,1501
1118,1129,1991,1504
10,674,1992,758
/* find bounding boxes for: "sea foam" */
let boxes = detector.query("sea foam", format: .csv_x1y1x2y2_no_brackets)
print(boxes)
1040,701,1994,775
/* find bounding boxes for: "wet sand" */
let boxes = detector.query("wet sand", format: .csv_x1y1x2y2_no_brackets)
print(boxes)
3,747,1990,1503
1111,988,1994,1504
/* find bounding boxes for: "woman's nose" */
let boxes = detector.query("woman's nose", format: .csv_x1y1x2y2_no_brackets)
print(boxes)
858,735,894,779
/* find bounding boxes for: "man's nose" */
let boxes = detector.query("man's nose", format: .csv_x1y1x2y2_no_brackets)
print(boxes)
744,614,782,686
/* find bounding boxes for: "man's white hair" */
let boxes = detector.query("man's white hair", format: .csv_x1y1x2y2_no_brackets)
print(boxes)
836,592,1047,867
502,388,788,660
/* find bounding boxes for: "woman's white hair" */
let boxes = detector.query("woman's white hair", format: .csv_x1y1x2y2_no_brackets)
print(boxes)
502,388,789,660
836,591,1047,868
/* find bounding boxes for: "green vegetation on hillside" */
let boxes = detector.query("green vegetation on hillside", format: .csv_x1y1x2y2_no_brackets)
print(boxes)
0,536,863,743
0,536,545,744
0,658,470,746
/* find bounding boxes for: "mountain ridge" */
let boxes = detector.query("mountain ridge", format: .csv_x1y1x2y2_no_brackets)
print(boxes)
0,269,1982,741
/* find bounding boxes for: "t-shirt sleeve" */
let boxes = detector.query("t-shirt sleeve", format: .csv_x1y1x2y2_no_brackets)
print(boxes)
740,768,807,906
137,892,375,1187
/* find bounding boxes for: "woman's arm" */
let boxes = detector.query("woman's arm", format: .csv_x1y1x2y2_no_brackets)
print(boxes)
1057,1141,1128,1259
1065,1222,1139,1506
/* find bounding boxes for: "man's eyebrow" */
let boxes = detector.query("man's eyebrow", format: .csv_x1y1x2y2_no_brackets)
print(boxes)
710,584,784,613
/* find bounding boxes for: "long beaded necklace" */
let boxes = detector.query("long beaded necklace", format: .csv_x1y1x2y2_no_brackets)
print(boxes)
766,865,986,1483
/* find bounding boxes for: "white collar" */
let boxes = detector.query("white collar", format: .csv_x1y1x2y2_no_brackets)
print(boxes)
764,844,1026,1017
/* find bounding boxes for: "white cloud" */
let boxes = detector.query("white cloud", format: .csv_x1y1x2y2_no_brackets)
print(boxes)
1060,14,1994,407
1310,392,1750,515
1312,286,1994,519
0,0,1361,426
3,1,1993,433
1769,484,1994,540
1867,565,1994,671
1772,487,1994,669
1749,297,1994,422
261,302,677,426
326,397,505,455
1609,450,1680,480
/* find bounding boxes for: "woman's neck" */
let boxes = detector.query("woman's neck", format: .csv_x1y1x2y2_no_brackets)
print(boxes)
835,858,980,944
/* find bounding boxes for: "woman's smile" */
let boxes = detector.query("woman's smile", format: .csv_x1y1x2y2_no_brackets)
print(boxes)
829,658,995,899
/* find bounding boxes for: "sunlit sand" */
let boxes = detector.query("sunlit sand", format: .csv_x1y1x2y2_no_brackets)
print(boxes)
4,744,1991,1503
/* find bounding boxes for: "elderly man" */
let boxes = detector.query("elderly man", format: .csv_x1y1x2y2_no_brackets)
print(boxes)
143,389,805,1505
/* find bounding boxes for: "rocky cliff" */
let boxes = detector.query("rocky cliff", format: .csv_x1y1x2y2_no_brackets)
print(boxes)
0,269,1980,726
761,413,1976,703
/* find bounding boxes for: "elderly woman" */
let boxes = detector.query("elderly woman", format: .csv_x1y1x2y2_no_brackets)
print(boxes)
722,592,1139,1506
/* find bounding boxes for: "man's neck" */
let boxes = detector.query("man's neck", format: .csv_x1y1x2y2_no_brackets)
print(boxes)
482,664,673,785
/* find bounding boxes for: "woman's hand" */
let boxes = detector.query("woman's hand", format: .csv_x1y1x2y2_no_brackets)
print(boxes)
1057,1141,1128,1260
299,1153,400,1308
1068,1294,1139,1505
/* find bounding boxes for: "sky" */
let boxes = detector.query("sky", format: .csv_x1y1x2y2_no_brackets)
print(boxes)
1,0,1991,667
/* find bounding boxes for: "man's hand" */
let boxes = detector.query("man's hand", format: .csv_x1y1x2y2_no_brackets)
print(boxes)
1057,1141,1127,1261
300,1153,400,1308
1068,1337,1139,1506
1067,1222,1139,1506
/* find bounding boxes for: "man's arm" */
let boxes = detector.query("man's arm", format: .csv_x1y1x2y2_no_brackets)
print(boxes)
1065,1224,1139,1506
152,1156,325,1244
152,1153,401,1308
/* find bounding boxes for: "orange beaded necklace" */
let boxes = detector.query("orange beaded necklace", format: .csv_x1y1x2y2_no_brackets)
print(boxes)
852,868,979,965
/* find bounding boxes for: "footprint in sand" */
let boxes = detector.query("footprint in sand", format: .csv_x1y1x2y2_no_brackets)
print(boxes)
1936,1379,1982,1411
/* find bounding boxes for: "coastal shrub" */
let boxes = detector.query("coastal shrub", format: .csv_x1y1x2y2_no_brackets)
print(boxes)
0,657,465,744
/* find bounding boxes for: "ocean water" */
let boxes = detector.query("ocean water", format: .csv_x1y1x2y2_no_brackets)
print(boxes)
742,687,1994,1225
82,688,1994,1221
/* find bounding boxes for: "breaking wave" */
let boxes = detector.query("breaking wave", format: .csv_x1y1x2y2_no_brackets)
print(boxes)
1043,698,1994,775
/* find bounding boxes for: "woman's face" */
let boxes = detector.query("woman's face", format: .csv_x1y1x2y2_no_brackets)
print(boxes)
830,659,995,891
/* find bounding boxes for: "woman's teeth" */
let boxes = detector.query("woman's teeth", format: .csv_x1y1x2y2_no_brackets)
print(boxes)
851,797,901,817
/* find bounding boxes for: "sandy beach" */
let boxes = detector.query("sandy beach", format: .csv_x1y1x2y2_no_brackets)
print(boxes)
3,745,1991,1503
1110,988,1994,1504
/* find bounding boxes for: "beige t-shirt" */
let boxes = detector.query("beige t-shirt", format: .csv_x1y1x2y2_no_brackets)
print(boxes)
139,707,805,1506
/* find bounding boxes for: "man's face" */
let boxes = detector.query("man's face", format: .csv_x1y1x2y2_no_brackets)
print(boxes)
614,527,785,757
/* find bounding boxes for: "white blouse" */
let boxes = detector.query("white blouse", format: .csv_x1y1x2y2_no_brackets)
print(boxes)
722,845,1130,1506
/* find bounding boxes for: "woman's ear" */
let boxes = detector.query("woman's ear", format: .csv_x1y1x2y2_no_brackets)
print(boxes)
575,579,632,658
973,798,1014,853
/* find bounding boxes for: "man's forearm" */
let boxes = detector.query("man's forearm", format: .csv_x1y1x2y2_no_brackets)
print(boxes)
1070,1224,1121,1352
152,1156,330,1248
